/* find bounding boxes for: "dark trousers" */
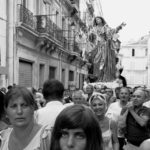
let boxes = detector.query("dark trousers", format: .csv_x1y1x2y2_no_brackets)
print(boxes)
118,137,126,150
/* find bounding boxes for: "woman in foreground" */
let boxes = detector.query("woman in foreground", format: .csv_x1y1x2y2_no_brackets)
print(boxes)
50,104,103,150
0,86,51,150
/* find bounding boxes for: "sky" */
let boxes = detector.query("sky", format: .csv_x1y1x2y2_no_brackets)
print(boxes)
95,0,150,43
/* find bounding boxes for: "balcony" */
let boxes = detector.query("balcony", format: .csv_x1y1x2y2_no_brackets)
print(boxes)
17,4,35,29
35,15,54,38
17,5,83,56
62,30,74,51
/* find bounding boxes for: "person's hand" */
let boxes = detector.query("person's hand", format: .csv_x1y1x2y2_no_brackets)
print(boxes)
126,101,134,111
121,22,126,27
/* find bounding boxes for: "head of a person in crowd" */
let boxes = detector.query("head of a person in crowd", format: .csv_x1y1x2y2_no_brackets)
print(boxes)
7,85,13,91
99,85,107,94
0,91,5,120
85,84,93,95
63,89,68,97
63,96,72,104
72,90,88,106
94,84,101,93
72,90,82,103
42,79,64,103
115,68,123,78
0,87,7,94
38,88,43,93
105,88,114,104
13,83,16,87
105,88,113,98
50,105,103,150
35,92,45,108
93,16,106,27
89,92,107,118
132,86,141,92
115,87,121,99
119,87,130,106
4,86,37,128
115,78,123,87
131,88,148,108
127,86,133,95
133,86,149,101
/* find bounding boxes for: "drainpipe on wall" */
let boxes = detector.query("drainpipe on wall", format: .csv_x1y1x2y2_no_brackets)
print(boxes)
7,0,15,86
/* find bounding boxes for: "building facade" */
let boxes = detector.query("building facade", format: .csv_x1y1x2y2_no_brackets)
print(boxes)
0,0,7,87
120,35,149,88
2,0,91,90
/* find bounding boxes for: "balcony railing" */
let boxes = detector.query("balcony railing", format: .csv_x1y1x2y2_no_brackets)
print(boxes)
35,15,54,37
35,15,64,43
17,4,84,55
17,4,35,29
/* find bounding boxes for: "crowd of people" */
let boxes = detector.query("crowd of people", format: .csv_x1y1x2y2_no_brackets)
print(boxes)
0,79,150,150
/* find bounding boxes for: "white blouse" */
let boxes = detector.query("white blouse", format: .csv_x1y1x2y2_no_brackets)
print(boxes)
0,125,51,150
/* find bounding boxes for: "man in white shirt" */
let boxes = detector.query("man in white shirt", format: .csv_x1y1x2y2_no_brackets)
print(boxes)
106,87,130,150
36,79,66,128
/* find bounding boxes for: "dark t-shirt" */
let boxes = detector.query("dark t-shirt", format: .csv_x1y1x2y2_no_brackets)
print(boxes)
125,106,150,146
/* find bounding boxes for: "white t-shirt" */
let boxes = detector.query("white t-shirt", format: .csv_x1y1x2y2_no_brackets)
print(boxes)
0,125,51,150
143,101,150,108
36,101,65,128
106,100,124,137
106,100,122,122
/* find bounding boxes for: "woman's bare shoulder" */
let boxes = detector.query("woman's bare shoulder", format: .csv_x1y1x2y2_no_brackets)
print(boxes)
140,139,150,150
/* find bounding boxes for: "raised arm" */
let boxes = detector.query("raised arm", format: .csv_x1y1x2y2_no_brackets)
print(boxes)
129,108,149,127
115,22,126,33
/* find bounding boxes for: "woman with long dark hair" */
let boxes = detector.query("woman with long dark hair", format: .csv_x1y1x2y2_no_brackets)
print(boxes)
50,104,103,150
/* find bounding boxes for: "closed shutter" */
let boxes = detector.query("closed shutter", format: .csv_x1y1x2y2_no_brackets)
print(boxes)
19,60,32,87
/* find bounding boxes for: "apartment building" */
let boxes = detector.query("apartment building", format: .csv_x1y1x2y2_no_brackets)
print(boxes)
2,0,91,90
0,0,7,87
120,35,149,87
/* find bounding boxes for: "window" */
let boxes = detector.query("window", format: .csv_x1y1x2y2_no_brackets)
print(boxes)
132,48,135,57
49,66,56,79
69,70,74,81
